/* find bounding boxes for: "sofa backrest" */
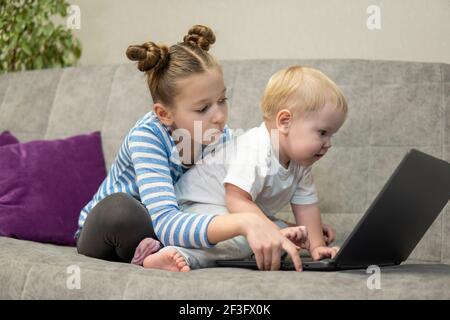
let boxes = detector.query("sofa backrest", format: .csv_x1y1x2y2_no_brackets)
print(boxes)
1,59,449,263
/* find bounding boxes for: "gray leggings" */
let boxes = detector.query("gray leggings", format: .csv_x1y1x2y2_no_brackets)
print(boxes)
76,193,157,263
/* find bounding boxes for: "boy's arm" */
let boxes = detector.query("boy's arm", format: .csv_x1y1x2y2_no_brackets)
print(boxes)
291,203,340,260
291,203,326,251
279,218,335,245
224,183,278,228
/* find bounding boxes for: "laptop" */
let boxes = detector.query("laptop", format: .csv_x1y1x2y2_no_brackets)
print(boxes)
215,149,450,271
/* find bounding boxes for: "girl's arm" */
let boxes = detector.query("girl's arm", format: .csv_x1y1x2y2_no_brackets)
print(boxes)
129,126,218,249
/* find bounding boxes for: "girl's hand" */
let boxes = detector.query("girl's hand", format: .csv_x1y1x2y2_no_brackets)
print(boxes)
280,226,310,250
322,224,336,246
310,246,340,261
240,213,303,272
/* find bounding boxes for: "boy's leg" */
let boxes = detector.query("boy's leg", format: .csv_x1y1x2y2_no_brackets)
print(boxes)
170,234,253,269
169,203,253,269
76,193,158,263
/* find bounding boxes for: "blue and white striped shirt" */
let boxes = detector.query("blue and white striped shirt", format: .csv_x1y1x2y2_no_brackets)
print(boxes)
76,111,231,248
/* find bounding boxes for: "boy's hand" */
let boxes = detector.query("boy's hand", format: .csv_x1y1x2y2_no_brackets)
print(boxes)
280,226,310,250
310,246,340,261
322,224,336,246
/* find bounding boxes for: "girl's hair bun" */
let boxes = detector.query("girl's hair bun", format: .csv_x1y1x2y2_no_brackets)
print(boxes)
126,42,169,72
183,25,216,51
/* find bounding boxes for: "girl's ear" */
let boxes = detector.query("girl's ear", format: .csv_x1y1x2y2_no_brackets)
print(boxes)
276,109,292,134
154,103,174,126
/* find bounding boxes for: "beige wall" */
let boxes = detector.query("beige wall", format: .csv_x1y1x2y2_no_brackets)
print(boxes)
68,0,450,66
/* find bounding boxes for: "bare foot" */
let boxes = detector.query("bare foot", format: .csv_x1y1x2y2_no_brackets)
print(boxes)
143,248,190,272
131,237,161,266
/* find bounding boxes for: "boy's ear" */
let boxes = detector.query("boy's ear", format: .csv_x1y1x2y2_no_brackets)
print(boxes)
154,103,174,126
276,109,292,134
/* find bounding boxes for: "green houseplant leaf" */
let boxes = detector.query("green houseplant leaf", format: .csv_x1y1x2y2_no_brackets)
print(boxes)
0,0,82,73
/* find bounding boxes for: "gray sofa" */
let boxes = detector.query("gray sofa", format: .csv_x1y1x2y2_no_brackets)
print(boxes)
0,59,449,299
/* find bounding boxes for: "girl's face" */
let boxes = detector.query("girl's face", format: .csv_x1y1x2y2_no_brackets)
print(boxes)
169,67,228,146
279,99,347,167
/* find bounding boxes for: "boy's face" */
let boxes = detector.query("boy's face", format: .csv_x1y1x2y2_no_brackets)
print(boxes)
283,99,346,167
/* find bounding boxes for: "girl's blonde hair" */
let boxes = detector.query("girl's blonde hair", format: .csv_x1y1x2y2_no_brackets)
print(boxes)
261,66,348,121
126,25,220,107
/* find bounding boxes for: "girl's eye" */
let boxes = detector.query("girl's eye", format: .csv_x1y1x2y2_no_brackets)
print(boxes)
198,105,210,113
319,130,327,136
218,97,228,104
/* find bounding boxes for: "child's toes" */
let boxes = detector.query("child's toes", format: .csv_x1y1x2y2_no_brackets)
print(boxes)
180,265,190,272
176,256,185,264
177,260,186,267
177,260,189,271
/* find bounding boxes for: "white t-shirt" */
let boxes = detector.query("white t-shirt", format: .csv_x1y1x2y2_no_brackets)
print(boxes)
174,122,318,217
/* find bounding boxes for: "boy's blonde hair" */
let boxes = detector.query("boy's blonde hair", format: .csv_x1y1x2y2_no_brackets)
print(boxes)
261,66,348,121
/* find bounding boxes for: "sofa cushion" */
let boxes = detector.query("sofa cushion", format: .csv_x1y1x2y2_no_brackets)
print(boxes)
1,236,449,299
0,131,106,246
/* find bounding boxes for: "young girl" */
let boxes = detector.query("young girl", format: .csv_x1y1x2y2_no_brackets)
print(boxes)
75,25,311,272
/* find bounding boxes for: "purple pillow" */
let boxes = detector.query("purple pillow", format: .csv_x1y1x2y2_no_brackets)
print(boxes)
0,131,106,246
0,131,20,146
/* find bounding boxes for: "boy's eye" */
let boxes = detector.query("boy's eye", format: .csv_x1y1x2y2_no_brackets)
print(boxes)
319,130,327,136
